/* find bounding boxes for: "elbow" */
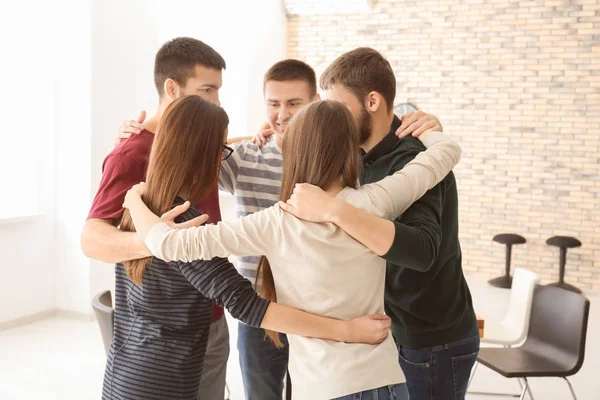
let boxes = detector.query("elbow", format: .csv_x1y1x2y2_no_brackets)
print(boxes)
405,249,437,272
417,237,440,272
406,234,440,272
80,223,95,259
227,301,253,325
415,250,437,272
452,142,462,165
80,219,118,263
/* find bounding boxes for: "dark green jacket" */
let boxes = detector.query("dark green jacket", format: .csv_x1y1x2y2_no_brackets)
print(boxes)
362,116,476,348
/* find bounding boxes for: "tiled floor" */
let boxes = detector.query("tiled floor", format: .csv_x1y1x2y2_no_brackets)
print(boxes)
0,275,598,400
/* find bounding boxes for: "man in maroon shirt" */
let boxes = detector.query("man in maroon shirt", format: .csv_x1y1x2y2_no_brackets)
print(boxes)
81,37,229,400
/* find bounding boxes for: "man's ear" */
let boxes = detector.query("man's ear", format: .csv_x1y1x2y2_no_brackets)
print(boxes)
164,78,181,101
365,91,383,113
314,92,321,100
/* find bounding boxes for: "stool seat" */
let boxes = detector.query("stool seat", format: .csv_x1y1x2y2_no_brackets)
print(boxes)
546,236,581,249
494,233,527,246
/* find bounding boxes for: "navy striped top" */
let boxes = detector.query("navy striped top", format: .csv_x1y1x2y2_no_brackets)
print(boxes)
102,202,270,399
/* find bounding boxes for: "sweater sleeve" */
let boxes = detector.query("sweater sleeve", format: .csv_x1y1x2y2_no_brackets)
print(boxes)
381,184,444,271
146,206,281,263
175,257,270,327
346,132,461,220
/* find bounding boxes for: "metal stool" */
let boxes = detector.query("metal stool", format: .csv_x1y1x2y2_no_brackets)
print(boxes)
546,236,582,293
488,233,526,289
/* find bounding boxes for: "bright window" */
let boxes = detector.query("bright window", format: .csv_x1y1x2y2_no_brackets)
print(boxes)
0,2,54,220
285,0,373,15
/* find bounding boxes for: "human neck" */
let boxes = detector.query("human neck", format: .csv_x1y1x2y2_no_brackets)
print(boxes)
144,101,170,134
325,180,345,197
360,110,395,153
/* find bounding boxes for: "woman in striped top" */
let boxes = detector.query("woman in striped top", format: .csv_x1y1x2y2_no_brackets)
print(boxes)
103,96,393,400
124,100,462,400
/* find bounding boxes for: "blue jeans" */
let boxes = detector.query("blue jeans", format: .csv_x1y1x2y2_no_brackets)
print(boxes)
237,322,289,400
397,324,480,400
333,383,410,400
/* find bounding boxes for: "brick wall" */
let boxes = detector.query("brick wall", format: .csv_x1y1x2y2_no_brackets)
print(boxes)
287,0,600,290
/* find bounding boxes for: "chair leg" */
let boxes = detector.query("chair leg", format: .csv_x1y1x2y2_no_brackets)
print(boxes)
517,378,535,400
508,346,535,400
519,378,530,400
467,361,479,389
467,359,529,398
563,377,577,400
224,383,230,400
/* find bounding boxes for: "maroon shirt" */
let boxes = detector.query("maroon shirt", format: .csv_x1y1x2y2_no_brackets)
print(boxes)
88,129,224,322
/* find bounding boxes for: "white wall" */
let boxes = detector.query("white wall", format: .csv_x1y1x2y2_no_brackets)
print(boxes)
0,0,58,323
244,0,289,132
91,0,288,300
0,220,56,323
53,0,94,315
0,0,287,325
89,0,161,299
156,0,288,137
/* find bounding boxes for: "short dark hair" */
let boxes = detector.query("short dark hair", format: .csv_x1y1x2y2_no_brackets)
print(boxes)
320,47,396,112
263,59,317,98
154,37,226,98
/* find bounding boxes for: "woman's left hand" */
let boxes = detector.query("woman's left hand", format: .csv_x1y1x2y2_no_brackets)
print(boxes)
123,182,147,209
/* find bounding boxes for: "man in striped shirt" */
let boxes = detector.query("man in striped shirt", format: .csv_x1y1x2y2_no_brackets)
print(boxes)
219,60,319,400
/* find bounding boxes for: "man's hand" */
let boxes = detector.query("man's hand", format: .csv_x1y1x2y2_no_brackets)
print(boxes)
251,122,275,148
346,314,391,345
277,183,341,223
160,201,209,228
114,110,147,145
395,111,443,139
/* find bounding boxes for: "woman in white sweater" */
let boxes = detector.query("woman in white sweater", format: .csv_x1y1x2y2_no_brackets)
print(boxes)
124,100,461,400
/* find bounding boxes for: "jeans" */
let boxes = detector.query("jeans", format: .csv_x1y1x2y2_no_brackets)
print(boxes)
197,316,229,400
333,383,410,400
397,324,480,400
237,322,289,400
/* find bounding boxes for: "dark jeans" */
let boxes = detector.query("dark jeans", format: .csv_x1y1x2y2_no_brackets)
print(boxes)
333,383,410,400
237,322,289,400
397,324,480,400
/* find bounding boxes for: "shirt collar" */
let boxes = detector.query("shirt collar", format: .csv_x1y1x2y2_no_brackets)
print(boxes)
361,115,402,167
265,134,282,154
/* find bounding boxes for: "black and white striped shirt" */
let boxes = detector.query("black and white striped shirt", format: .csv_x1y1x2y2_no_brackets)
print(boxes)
102,202,270,400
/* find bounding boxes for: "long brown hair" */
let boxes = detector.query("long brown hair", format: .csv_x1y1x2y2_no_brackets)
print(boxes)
121,95,229,285
257,100,360,346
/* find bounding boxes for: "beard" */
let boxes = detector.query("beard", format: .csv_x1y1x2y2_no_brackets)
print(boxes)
358,106,372,145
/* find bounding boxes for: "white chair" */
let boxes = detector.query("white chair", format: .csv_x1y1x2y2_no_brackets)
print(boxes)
469,268,539,397
482,267,539,346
